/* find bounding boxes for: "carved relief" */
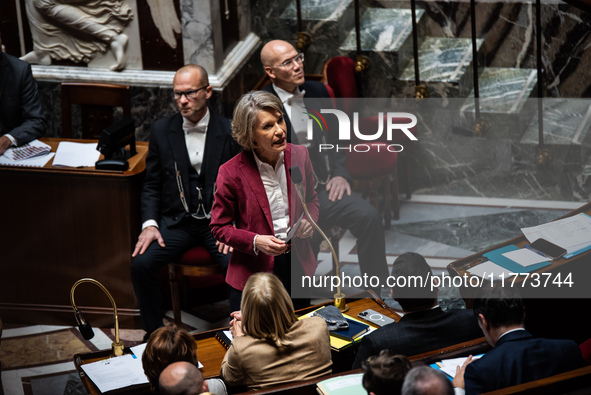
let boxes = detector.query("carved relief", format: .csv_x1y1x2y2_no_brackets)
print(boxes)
20,0,134,71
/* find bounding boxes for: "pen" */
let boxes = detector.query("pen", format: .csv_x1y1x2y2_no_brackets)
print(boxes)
523,244,550,259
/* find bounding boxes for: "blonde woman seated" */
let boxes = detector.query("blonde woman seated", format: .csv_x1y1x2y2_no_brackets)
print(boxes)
220,272,332,389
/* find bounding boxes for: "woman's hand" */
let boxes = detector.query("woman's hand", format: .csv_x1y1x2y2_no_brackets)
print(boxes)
230,310,244,338
295,219,313,239
255,235,288,256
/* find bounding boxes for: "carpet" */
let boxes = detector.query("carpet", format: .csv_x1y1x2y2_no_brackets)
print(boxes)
0,329,95,370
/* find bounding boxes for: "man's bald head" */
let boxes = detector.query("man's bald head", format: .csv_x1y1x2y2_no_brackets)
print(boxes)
159,361,205,395
260,40,305,92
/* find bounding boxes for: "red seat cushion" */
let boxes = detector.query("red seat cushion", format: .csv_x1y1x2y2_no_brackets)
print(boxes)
346,143,398,179
179,246,217,266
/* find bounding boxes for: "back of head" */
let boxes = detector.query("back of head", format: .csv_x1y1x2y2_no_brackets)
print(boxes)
159,361,203,395
142,325,199,388
391,252,437,311
401,366,453,395
472,281,524,329
362,350,411,395
241,272,297,347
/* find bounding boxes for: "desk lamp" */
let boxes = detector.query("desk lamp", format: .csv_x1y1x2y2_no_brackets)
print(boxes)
290,166,348,312
70,278,124,356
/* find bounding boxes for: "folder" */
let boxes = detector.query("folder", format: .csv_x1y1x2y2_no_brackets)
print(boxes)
483,245,551,273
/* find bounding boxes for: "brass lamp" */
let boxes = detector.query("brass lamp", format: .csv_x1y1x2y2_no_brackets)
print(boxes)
289,166,349,312
70,278,124,356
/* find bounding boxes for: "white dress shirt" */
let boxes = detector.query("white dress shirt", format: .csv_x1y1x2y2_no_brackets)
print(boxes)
253,150,289,241
273,84,308,145
183,108,210,174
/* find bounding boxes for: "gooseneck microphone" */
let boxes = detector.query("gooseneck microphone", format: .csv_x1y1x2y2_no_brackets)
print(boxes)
70,278,125,356
289,166,348,312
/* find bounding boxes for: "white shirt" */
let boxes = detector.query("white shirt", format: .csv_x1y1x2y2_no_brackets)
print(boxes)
273,84,308,145
183,108,210,174
253,150,289,241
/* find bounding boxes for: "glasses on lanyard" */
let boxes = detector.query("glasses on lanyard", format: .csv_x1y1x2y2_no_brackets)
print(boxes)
175,162,211,220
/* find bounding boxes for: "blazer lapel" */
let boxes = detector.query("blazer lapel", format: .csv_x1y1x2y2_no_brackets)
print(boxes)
202,115,225,199
239,151,274,231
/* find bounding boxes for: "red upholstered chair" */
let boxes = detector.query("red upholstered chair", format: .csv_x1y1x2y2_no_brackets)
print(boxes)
358,115,417,200
345,143,400,227
168,246,224,325
323,56,358,98
323,56,401,225
581,338,591,365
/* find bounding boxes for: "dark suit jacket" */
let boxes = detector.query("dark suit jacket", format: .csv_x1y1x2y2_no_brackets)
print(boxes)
464,329,586,394
262,81,350,183
0,53,45,144
141,111,240,227
352,307,482,369
210,143,319,291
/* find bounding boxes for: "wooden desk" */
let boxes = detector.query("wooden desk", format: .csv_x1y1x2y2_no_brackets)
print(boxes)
73,292,401,395
446,201,591,342
0,138,147,327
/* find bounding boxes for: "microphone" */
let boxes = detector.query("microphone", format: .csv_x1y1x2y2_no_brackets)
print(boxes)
74,309,95,340
70,278,125,356
289,166,348,312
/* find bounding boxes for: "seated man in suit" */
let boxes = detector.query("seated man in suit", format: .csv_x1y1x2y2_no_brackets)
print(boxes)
0,32,46,156
352,252,482,369
131,64,241,339
159,361,226,395
260,39,388,295
453,282,586,394
401,366,453,395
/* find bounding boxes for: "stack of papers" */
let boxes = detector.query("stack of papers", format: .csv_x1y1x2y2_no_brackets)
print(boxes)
52,141,100,167
521,213,591,257
431,354,484,378
0,139,54,167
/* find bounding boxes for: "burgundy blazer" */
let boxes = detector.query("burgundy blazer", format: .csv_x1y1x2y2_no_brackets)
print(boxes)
210,143,319,291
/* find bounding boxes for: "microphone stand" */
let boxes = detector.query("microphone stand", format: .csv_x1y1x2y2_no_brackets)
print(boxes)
70,278,124,357
292,182,349,313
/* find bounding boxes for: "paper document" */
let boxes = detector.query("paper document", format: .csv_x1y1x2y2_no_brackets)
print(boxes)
286,213,305,242
130,342,203,368
468,260,515,280
521,213,591,252
502,248,548,267
2,139,51,161
0,152,54,167
81,354,149,393
52,142,100,167
434,354,484,378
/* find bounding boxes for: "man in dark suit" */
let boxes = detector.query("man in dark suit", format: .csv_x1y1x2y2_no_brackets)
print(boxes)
131,64,241,337
260,40,388,293
0,33,46,156
453,283,585,394
352,253,482,369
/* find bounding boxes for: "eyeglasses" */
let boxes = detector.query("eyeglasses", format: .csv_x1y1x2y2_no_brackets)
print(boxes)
173,85,209,101
273,53,305,69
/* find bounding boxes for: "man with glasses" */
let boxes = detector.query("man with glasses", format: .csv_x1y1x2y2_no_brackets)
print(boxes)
260,40,389,295
131,64,241,339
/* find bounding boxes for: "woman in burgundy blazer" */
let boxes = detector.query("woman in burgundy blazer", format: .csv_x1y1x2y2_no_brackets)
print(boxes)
210,91,319,310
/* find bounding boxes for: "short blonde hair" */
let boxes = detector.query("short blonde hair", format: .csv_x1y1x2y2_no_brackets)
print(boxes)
240,272,297,347
231,91,284,150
